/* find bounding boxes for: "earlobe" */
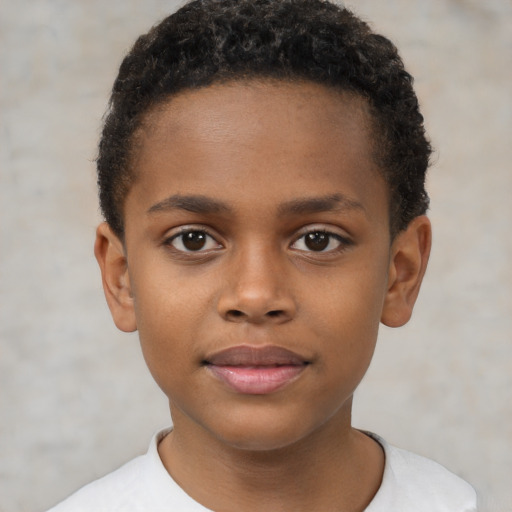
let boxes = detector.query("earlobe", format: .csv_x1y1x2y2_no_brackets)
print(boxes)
381,215,432,328
94,222,137,333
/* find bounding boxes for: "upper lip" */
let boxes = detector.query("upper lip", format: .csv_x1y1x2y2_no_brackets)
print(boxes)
204,345,309,366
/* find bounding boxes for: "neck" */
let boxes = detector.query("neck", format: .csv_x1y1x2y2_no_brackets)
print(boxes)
158,400,384,512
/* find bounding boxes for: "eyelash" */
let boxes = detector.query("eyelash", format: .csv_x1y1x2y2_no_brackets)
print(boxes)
290,229,351,254
164,228,221,253
163,226,352,255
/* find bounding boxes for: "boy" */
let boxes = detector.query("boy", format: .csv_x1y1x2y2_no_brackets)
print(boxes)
49,0,477,510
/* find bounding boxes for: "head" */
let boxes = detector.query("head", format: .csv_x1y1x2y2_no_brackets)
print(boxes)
97,0,431,240
93,0,432,452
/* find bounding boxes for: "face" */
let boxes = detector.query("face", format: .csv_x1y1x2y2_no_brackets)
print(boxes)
98,81,426,452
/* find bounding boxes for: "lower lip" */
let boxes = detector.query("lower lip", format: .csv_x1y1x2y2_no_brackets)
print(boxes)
206,365,306,394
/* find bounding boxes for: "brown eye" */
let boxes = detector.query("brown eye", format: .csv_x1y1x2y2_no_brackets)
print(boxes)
291,229,348,253
304,232,329,251
169,230,220,252
183,231,207,250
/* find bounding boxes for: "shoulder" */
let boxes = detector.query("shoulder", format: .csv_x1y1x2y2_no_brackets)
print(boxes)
47,453,150,512
365,433,477,512
46,428,211,512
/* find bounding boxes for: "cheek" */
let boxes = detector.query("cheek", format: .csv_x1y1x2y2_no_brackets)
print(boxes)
305,263,388,372
130,268,218,383
308,261,388,332
132,260,210,329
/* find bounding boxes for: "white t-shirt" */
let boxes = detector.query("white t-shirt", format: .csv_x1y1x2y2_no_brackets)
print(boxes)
48,428,477,511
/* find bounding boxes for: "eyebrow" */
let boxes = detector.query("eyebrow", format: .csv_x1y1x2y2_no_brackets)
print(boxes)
147,194,231,215
277,194,365,216
147,193,364,216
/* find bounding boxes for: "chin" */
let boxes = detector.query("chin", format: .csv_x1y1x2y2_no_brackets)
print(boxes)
207,410,321,453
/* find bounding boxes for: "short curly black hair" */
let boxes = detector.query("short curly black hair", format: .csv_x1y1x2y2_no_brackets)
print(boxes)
98,0,431,239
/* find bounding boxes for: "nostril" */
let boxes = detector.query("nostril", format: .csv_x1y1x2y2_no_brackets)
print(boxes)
227,309,245,318
222,306,292,323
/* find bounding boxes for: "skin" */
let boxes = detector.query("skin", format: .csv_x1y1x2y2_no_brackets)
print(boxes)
95,81,431,511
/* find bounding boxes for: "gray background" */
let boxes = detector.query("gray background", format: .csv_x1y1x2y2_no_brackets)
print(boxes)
1,1,511,511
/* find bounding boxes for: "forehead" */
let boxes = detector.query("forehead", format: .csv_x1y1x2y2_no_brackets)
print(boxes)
138,80,375,158
127,80,387,225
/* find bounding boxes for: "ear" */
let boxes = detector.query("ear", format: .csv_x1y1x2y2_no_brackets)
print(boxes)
381,215,432,328
94,222,137,332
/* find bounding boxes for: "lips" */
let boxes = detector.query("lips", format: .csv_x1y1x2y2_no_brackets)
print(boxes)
204,345,309,395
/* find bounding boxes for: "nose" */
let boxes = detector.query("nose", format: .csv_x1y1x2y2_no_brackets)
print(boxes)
217,244,296,325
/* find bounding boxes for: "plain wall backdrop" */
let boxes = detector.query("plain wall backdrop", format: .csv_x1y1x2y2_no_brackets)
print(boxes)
1,1,511,511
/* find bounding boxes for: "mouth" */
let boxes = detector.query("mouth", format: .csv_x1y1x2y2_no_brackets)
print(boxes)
203,345,310,395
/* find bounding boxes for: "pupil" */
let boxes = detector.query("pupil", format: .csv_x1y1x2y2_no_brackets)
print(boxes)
305,232,329,251
183,232,206,251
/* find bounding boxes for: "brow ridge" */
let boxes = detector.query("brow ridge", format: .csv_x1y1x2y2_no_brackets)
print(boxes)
147,193,364,216
277,193,365,216
147,194,231,215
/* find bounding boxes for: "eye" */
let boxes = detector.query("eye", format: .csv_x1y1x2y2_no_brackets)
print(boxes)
166,229,221,252
291,230,348,253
